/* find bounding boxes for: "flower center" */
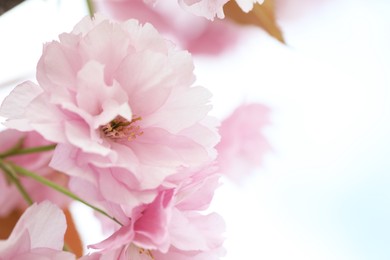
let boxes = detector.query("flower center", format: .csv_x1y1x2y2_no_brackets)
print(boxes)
101,116,143,141
138,247,155,259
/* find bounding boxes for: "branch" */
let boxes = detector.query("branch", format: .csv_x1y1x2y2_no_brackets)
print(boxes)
0,0,26,16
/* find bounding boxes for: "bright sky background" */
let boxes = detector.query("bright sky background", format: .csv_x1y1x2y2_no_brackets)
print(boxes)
1,0,390,259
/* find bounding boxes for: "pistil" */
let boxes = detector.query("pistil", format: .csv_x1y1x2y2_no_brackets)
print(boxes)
101,116,143,141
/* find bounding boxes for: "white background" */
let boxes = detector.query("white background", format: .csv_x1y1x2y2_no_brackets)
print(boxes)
1,0,390,259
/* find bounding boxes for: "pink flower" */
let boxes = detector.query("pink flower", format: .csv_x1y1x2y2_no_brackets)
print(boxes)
0,201,75,259
0,129,69,217
96,0,240,55
0,15,219,191
178,0,264,20
75,166,224,259
216,103,271,182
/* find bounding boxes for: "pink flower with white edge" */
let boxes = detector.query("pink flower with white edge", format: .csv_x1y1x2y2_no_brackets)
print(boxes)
178,0,264,20
216,103,271,182
0,129,69,217
95,0,240,55
0,15,219,190
0,201,75,259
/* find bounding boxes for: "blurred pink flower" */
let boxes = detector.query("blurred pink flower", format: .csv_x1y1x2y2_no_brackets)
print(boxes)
275,0,329,22
0,129,69,217
96,0,240,55
216,103,271,182
0,15,219,191
0,201,74,259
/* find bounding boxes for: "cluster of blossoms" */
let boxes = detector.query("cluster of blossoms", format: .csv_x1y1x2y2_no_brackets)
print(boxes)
95,0,241,55
97,0,264,21
0,0,270,259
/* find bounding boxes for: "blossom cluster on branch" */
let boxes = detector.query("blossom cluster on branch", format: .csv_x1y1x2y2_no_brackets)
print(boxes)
0,0,271,259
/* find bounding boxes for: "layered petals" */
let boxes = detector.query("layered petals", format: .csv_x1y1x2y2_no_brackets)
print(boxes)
0,15,218,194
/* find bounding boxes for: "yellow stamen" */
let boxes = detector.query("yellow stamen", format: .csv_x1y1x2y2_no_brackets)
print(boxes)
101,116,143,141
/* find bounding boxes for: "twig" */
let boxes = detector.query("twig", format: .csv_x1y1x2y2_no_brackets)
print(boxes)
0,0,26,16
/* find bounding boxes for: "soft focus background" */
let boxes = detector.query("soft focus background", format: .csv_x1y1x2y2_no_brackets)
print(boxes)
1,0,390,259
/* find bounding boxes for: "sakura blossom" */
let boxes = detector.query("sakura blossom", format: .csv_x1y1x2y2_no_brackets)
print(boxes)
0,201,75,259
0,15,219,193
0,129,69,217
79,166,224,259
95,0,240,55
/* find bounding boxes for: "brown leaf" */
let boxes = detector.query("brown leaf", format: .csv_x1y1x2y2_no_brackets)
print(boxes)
64,209,84,258
224,0,285,43
0,209,22,239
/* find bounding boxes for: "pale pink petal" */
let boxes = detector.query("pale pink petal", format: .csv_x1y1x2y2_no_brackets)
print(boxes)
78,21,132,85
153,246,225,260
10,201,67,250
0,230,31,258
175,175,220,211
178,117,220,160
91,190,173,252
37,41,78,97
0,81,43,131
169,210,225,251
25,94,68,143
115,51,176,116
90,224,135,251
0,202,71,259
98,168,156,208
142,86,212,133
81,247,127,260
133,189,174,252
64,120,110,156
178,0,228,20
75,61,131,120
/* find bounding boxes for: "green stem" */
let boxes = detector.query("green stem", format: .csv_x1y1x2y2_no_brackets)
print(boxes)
0,159,33,205
0,144,57,158
63,243,71,252
10,163,123,226
86,0,95,17
0,159,73,253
